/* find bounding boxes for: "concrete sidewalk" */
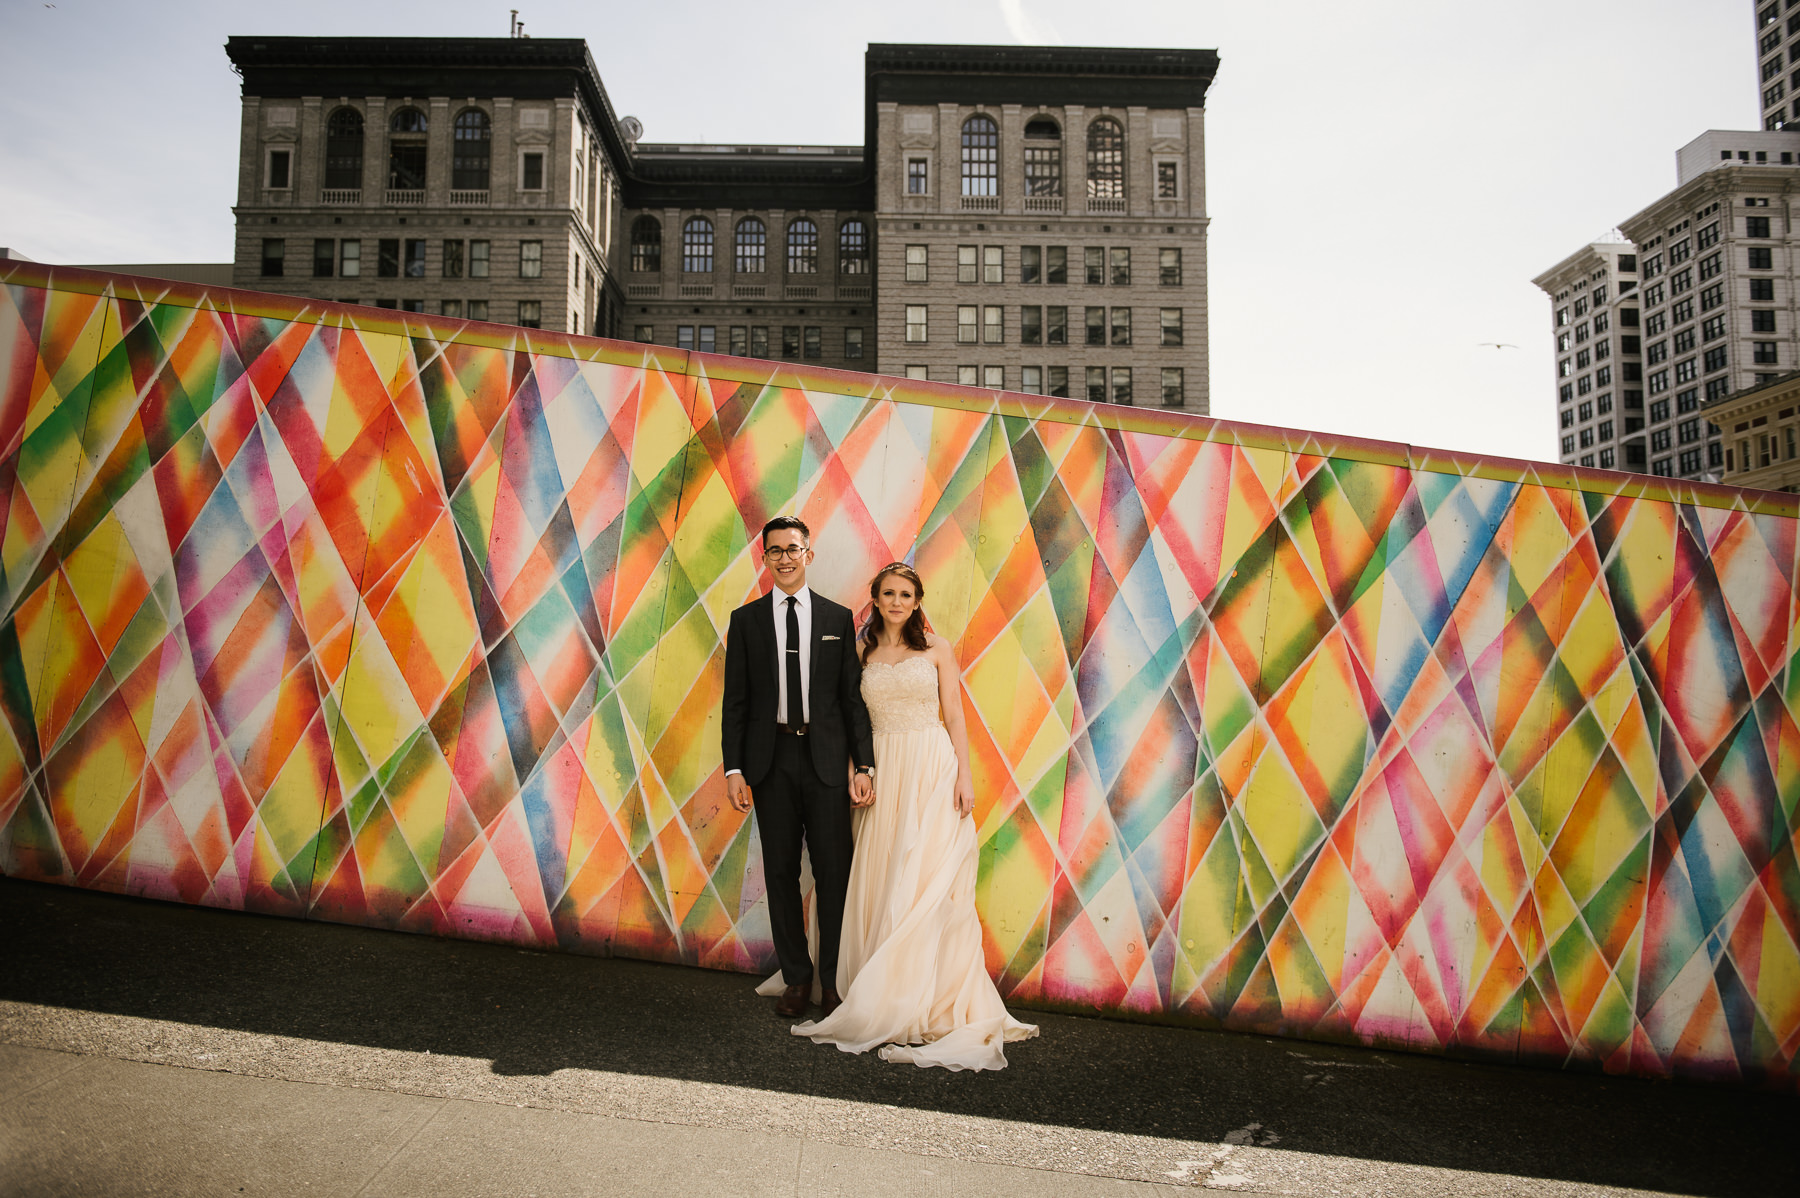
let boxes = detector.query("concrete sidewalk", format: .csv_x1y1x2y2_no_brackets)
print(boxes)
0,878,1792,1197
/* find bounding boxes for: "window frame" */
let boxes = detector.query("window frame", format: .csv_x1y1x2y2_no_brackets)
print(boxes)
961,114,1000,198
681,217,714,274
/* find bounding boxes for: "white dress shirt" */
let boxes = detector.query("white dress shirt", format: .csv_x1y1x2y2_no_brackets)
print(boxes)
773,586,812,724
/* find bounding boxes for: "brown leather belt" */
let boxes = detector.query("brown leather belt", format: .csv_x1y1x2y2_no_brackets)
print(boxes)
775,722,809,737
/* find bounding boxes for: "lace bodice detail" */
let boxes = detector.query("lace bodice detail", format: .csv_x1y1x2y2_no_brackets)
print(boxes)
861,655,942,734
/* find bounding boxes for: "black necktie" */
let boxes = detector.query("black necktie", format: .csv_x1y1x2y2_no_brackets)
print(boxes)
785,595,805,725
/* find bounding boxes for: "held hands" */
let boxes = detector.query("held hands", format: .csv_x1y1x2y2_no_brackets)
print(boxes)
727,774,753,813
850,768,875,807
954,775,975,818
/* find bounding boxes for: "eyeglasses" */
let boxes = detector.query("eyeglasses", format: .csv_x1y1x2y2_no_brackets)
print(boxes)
764,545,809,560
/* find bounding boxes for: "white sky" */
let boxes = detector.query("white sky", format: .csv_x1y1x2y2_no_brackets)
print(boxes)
0,0,1756,462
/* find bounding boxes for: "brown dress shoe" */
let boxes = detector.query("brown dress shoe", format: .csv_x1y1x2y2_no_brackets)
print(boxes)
820,987,843,1018
774,983,810,1018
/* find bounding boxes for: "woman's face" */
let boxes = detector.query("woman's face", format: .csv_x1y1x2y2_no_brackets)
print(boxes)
876,572,919,629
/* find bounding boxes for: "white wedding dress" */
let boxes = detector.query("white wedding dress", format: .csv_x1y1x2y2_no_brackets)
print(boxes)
767,653,1038,1071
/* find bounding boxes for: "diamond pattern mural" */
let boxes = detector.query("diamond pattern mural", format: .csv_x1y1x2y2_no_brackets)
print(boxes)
3,262,1798,1087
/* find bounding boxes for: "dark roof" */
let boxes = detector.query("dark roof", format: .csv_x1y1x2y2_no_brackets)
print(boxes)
626,146,872,211
224,37,633,169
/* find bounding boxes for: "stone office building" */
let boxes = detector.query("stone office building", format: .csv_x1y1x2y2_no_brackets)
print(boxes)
225,37,625,337
225,38,1216,414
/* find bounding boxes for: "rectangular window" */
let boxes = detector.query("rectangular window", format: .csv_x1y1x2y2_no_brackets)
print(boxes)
266,148,292,190
400,299,425,314
907,158,929,195
730,326,748,356
958,366,978,386
1108,247,1131,287
1668,241,1689,265
782,326,800,359
1599,447,1615,468
1021,246,1042,284
405,239,426,279
1704,346,1729,372
442,240,464,279
1156,161,1179,198
377,239,402,278
1046,246,1068,285
845,328,864,359
260,238,285,277
1161,368,1184,406
339,240,361,278
470,240,490,278
803,327,821,359
518,300,541,329
1110,307,1131,346
1648,369,1669,394
752,326,770,357
1649,399,1670,423
698,327,716,354
1671,298,1694,323
958,245,978,284
1670,268,1692,294
957,305,978,343
905,305,927,342
1022,306,1043,345
1085,306,1106,346
1754,309,1777,332
1086,366,1107,402
984,245,1003,284
1024,145,1062,197
1756,342,1780,364
1596,366,1612,385
1698,317,1722,343
442,300,463,318
905,244,928,283
1047,366,1069,398
983,306,1003,344
520,241,543,278
520,151,545,191
1696,221,1719,250
673,326,692,350
312,238,334,278
1649,429,1669,452
1700,283,1724,311
1699,252,1722,281
467,300,488,321
1160,248,1182,286
905,366,929,380
983,366,1004,389
1752,277,1776,301
1085,247,1105,285
1749,247,1775,269
1021,366,1042,394
1674,388,1697,414
1111,367,1133,405
1707,377,1731,401
1646,340,1668,364
1047,306,1067,345
1748,215,1772,238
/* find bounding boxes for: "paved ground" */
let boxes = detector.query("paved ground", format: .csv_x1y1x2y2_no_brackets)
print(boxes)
0,877,1793,1197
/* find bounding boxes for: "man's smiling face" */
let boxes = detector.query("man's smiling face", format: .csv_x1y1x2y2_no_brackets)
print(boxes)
763,528,811,594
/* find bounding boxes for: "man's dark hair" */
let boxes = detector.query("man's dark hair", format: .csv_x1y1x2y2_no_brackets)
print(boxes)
761,515,810,548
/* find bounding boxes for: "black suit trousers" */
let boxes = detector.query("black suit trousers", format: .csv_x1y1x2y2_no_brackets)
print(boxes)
756,732,853,989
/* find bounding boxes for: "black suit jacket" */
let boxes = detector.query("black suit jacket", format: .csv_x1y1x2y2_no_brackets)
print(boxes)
721,589,874,788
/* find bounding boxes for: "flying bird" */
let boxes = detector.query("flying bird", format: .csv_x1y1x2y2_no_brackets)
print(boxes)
1476,342,1519,350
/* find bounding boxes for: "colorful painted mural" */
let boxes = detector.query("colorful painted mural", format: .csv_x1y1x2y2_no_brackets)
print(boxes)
2,262,1797,1087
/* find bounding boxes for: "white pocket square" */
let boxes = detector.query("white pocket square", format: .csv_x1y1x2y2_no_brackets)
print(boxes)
822,635,841,641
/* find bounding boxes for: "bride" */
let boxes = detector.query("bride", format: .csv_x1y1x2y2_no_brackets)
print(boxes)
788,561,1038,1070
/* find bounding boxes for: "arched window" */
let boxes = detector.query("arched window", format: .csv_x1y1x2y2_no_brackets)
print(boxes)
682,216,714,273
630,215,662,273
961,115,999,197
324,107,364,190
838,220,869,275
735,217,766,273
787,218,818,274
1087,117,1125,199
452,108,491,190
387,107,428,190
1023,116,1061,197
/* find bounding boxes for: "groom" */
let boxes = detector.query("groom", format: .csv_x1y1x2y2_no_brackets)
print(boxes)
721,516,875,1018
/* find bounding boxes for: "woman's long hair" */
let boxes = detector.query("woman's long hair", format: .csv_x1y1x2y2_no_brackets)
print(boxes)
861,562,931,657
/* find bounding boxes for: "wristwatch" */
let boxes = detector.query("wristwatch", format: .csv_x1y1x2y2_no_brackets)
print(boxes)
857,765,876,777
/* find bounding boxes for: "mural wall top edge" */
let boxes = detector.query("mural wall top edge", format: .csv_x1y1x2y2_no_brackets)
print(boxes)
6,260,1794,519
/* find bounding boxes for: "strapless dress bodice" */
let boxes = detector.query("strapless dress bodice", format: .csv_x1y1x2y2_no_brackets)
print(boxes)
861,655,941,734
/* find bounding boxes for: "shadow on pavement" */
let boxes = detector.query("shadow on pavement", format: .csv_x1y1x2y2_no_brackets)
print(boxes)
1,876,1792,1197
